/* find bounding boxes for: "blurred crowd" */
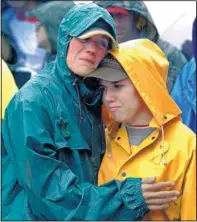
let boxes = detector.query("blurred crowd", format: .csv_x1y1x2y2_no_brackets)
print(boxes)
2,0,196,131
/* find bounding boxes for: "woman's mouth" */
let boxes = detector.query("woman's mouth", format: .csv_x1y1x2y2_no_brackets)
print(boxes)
80,58,95,64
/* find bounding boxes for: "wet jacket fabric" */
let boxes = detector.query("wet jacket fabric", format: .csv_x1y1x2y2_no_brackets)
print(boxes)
26,1,75,63
2,59,18,119
171,58,196,133
2,4,148,220
98,39,196,220
94,1,187,92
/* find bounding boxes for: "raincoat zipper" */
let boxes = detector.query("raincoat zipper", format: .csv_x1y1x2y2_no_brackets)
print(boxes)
72,79,83,124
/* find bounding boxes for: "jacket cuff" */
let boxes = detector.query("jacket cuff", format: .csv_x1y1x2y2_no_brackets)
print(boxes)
116,178,149,219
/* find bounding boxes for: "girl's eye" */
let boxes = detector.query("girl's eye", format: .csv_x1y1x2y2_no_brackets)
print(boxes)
114,84,123,89
100,86,106,91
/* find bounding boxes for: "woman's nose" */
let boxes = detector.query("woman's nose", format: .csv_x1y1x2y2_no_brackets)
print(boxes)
85,41,97,53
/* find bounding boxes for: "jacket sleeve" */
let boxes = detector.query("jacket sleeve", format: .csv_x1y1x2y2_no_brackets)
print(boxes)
2,95,148,220
181,137,196,220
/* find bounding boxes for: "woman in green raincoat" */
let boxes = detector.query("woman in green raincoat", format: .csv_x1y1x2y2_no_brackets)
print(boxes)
2,3,178,220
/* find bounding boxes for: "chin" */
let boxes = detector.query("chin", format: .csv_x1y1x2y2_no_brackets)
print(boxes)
112,115,124,123
114,115,133,125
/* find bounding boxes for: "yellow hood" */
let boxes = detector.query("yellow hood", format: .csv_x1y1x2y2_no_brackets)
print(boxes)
108,39,181,128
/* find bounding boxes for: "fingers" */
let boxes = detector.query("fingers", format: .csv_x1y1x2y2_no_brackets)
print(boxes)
143,190,180,211
142,181,175,192
143,190,180,200
141,178,180,211
148,204,170,211
145,196,177,205
142,176,156,184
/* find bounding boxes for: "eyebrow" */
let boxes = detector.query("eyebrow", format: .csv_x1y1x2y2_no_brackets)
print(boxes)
99,80,121,86
87,36,109,43
100,36,110,43
112,81,122,84
103,36,110,40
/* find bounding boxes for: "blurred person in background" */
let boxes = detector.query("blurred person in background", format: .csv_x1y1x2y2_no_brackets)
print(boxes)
2,0,48,76
1,0,10,12
1,32,32,88
94,1,187,92
171,17,196,133
25,1,75,64
2,33,18,66
181,39,193,61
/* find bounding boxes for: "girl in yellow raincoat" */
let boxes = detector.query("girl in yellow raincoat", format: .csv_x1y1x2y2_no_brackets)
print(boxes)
84,39,196,221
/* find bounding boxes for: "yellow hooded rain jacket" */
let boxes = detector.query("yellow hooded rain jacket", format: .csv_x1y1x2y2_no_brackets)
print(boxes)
98,39,196,221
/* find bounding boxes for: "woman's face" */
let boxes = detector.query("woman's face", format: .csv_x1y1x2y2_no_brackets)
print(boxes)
67,35,109,76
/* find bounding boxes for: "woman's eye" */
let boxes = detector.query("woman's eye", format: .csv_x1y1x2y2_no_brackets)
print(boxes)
97,41,108,49
78,38,87,43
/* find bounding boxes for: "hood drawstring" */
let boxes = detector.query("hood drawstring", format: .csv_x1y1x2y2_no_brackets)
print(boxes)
72,79,83,124
161,125,167,165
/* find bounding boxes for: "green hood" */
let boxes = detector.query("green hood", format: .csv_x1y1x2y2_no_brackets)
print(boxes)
29,3,118,98
94,1,159,42
56,3,117,78
51,3,117,104
26,1,75,53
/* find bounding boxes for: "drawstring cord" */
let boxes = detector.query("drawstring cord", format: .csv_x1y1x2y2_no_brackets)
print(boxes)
161,125,167,165
72,79,83,124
